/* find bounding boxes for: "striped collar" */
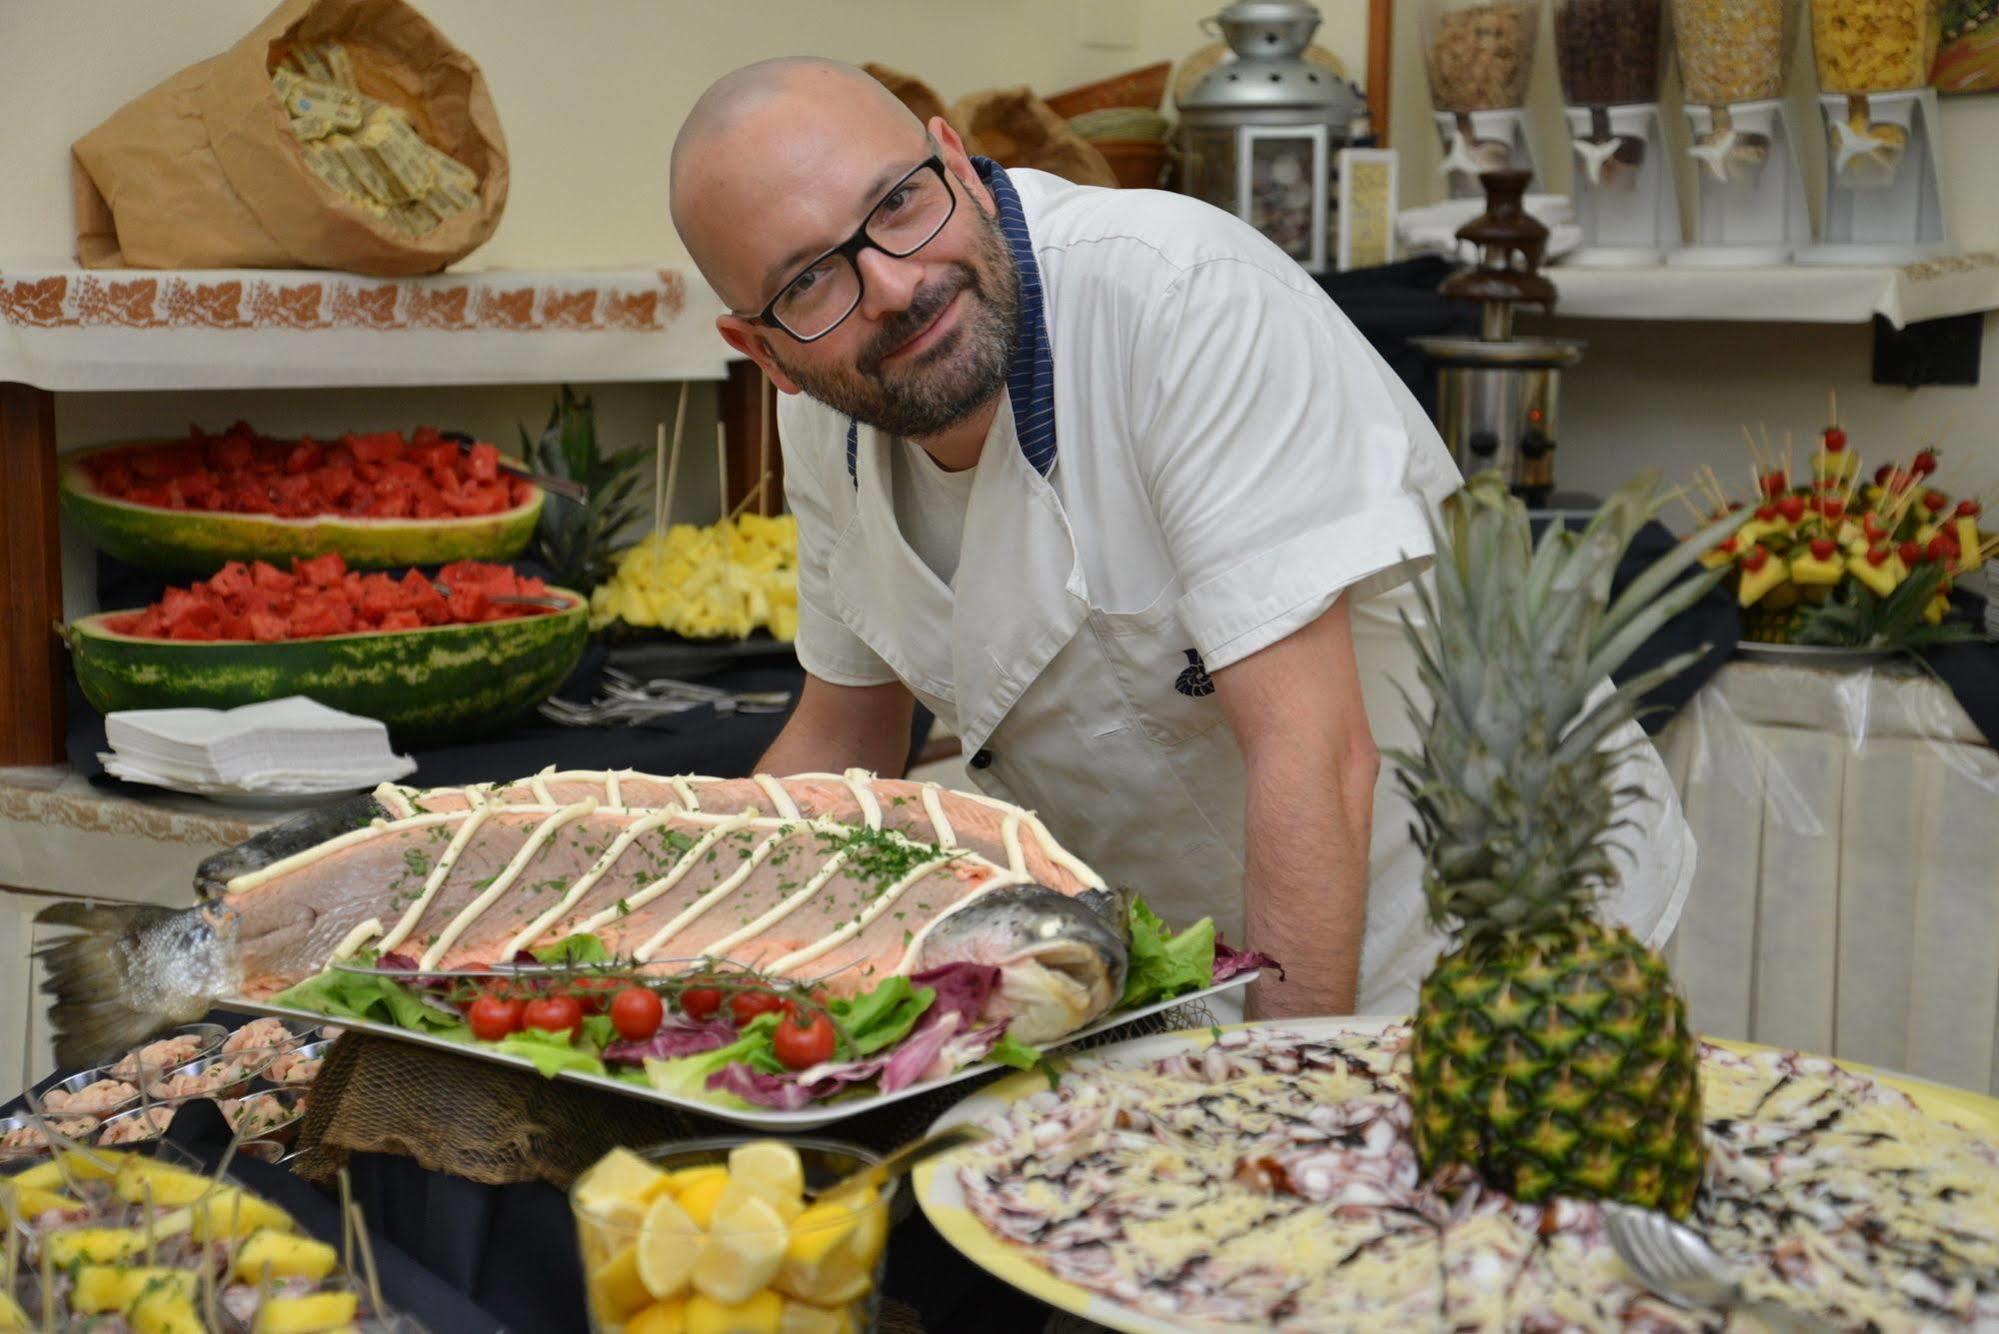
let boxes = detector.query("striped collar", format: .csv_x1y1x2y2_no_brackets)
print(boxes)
846,157,1056,485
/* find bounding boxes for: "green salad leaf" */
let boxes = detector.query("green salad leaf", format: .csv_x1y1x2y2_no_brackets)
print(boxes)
644,1013,783,1105
830,976,934,1056
1121,898,1216,1009
532,933,611,965
499,1027,609,1079
270,969,468,1037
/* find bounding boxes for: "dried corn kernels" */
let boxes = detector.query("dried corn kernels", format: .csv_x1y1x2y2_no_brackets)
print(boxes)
1811,0,1941,92
1671,0,1793,104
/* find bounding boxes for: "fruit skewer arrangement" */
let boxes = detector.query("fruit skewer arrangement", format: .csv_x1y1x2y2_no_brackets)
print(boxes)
1686,398,1992,646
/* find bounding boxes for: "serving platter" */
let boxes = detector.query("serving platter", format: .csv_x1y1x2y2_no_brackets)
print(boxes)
911,1016,1999,1334
1732,640,1909,670
222,972,1256,1132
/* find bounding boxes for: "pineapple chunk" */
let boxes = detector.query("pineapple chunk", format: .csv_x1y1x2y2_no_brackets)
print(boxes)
0,1180,75,1220
0,1290,26,1332
1789,551,1844,587
1956,518,1983,573
189,1187,294,1241
130,1286,206,1334
232,1228,339,1283
1815,448,1857,479
1924,594,1949,625
253,1290,361,1333
1849,551,1900,598
1736,553,1789,606
72,1266,198,1314
45,1226,147,1267
115,1158,218,1207
6,1149,124,1192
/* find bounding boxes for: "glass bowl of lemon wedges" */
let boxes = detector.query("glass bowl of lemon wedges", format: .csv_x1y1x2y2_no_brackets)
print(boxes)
571,1136,892,1334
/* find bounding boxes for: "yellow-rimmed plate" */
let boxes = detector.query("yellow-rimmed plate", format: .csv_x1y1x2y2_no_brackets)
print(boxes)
913,1016,1999,1334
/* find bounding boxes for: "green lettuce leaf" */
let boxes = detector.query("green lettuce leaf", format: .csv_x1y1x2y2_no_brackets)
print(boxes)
579,1013,619,1052
644,1014,782,1105
499,1027,608,1079
532,933,611,965
270,969,468,1037
987,1031,1044,1071
830,977,934,1056
1120,897,1216,1009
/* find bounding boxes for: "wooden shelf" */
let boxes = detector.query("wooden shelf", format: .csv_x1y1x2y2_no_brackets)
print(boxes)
1537,253,1999,328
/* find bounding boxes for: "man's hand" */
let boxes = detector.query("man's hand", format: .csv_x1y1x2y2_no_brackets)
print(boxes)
1211,597,1380,1019
755,674,917,779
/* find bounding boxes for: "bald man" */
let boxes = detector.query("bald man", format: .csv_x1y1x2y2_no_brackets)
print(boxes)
669,60,1696,1020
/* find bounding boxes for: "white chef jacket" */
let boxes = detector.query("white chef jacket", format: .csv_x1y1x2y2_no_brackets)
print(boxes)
777,161,1697,1014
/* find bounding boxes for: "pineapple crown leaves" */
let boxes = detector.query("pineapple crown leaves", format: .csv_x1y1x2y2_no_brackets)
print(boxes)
1793,558,1981,650
525,385,648,589
1387,472,1739,940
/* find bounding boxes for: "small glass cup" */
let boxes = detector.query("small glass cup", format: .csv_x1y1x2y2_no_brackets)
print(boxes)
570,1135,893,1334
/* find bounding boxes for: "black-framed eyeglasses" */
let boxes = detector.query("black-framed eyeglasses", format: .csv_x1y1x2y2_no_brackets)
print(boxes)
747,156,958,342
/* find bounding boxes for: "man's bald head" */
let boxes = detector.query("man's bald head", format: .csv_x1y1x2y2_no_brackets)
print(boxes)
670,58,925,307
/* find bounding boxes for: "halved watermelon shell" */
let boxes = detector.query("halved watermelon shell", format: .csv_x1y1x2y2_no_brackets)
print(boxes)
67,590,587,745
59,440,544,574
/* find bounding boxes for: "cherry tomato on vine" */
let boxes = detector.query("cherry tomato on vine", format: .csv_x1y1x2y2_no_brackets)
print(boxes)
467,994,525,1041
729,990,788,1026
773,1010,836,1070
522,995,584,1036
570,977,622,1014
678,987,724,1020
609,987,665,1041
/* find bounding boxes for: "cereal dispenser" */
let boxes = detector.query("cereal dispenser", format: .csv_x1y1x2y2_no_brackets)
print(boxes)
1667,0,1812,265
1422,0,1541,199
1413,171,1585,507
1554,0,1680,264
1797,0,1950,263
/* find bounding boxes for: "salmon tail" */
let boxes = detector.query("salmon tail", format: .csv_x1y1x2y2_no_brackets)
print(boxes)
34,901,239,1069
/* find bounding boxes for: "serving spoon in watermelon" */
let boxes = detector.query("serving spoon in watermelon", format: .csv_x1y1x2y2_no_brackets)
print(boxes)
442,430,587,504
428,580,573,612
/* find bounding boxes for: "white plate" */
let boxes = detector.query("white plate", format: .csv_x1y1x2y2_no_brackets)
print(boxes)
222,972,1258,1132
97,759,397,803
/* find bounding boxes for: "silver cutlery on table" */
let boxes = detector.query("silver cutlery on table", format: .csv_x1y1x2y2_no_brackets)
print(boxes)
539,667,793,726
1601,1203,1818,1334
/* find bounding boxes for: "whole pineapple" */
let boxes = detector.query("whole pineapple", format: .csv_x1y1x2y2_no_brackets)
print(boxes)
1392,472,1736,1219
525,385,648,592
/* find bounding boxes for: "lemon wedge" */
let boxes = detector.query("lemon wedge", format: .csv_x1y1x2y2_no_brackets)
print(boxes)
783,1190,871,1269
626,1296,689,1334
589,1244,654,1323
727,1142,804,1219
676,1171,733,1229
686,1290,783,1334
693,1191,787,1304
665,1164,729,1195
776,1244,873,1308
636,1192,705,1301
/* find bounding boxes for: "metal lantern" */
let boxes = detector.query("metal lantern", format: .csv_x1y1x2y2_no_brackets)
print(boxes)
1175,0,1364,273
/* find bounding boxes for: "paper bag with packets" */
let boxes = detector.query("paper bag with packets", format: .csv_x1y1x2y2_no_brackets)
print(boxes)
71,0,508,277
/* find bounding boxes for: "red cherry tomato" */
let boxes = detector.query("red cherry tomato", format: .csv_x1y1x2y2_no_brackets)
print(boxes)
678,986,725,1021
467,994,524,1041
773,1010,837,1071
570,977,623,1015
609,987,665,1042
729,990,788,1026
522,995,584,1036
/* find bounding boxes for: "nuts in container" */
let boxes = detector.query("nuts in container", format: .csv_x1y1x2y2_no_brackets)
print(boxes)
1424,0,1540,113
1810,0,1942,93
273,40,481,236
1670,0,1798,105
1555,0,1666,105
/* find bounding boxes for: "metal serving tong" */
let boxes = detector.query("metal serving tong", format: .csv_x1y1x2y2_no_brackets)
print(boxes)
539,666,793,726
441,429,587,504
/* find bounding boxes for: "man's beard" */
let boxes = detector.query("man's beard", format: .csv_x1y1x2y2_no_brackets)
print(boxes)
771,202,1019,441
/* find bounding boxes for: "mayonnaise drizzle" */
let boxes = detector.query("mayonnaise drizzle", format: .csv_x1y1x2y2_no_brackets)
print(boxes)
418,799,597,969
604,769,621,808
670,777,700,810
331,917,384,960
631,824,819,961
225,811,465,895
920,783,956,849
571,813,753,936
843,768,882,829
528,771,554,804
754,774,801,820
377,805,492,953
767,854,957,975
690,846,853,964
372,783,416,819
498,810,679,958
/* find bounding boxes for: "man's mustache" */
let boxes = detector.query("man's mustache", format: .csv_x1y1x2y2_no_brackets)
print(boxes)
859,267,977,377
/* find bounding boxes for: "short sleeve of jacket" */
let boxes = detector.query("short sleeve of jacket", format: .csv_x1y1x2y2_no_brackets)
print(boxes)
777,402,899,688
1130,259,1446,672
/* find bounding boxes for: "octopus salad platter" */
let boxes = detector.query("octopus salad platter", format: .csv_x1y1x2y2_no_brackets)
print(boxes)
915,1017,1999,1333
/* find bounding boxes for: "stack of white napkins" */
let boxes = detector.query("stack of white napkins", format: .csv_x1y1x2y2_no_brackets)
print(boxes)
100,696,416,796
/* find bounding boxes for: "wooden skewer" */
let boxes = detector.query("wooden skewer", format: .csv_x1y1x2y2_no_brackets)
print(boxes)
716,423,729,521
655,382,690,574
1829,387,1838,428
1671,485,1708,527
727,471,773,523
758,374,774,519
1742,424,1766,474
351,1202,388,1320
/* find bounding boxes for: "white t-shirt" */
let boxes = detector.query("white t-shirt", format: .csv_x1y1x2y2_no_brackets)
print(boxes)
888,442,976,587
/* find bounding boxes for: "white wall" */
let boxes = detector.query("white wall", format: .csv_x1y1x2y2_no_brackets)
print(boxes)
5,0,1376,614
1386,1,1999,515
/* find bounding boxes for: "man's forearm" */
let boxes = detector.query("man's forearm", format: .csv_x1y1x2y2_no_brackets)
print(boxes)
754,676,914,778
1241,733,1377,1018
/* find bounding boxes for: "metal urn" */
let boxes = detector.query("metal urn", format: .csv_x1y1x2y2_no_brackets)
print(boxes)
1175,0,1364,274
1412,170,1585,508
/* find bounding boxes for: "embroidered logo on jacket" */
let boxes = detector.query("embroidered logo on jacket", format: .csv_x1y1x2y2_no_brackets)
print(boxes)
1175,649,1215,698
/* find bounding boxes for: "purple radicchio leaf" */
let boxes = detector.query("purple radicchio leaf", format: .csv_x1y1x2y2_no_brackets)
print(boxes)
1213,939,1283,983
603,1016,740,1066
